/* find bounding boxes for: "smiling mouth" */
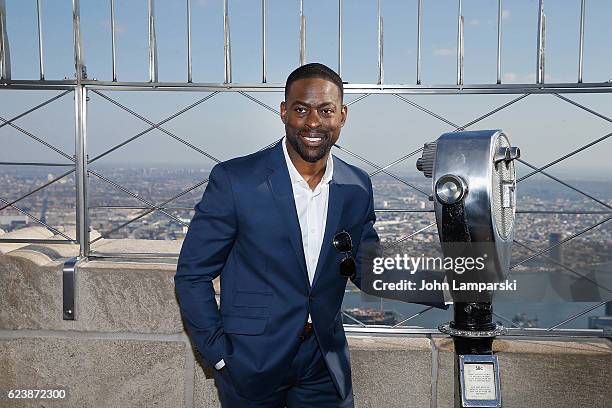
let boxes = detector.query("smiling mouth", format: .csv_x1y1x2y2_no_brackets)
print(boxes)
300,132,327,146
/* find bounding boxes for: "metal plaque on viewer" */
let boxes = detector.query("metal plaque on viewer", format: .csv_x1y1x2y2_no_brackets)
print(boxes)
459,354,501,407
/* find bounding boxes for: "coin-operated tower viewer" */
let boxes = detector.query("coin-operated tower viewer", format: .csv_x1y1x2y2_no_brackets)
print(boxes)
417,130,520,408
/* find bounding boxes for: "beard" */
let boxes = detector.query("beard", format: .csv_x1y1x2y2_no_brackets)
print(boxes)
287,130,333,163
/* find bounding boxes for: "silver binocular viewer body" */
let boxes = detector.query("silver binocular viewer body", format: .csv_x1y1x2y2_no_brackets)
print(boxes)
417,130,520,290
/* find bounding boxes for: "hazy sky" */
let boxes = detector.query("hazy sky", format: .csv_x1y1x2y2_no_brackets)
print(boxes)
2,0,612,177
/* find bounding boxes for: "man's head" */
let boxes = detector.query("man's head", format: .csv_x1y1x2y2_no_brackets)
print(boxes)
281,63,347,165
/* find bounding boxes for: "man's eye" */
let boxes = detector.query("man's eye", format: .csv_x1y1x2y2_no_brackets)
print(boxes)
321,109,334,115
295,107,307,113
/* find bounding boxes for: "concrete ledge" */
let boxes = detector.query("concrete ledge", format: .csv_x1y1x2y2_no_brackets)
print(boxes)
0,226,55,255
435,337,612,408
0,332,610,408
1,244,611,407
0,336,186,408
90,238,182,256
193,363,222,408
434,338,455,408
74,261,183,334
348,336,433,408
495,338,611,408
0,254,63,331
0,252,184,334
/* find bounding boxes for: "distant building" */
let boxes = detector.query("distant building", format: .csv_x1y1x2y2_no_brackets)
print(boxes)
548,232,564,263
0,215,29,231
588,315,612,330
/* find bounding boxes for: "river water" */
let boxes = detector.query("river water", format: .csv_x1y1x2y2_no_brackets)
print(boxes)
342,270,611,329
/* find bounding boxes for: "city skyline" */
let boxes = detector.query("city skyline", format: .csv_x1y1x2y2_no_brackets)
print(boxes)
1,1,612,172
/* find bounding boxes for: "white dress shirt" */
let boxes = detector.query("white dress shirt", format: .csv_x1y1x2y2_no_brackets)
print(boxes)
215,138,333,371
282,137,334,298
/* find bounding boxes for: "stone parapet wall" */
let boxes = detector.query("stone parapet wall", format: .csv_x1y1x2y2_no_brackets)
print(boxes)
0,233,610,407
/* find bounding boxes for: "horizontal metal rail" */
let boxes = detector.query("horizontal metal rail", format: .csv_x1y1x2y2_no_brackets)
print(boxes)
88,251,180,259
0,0,605,92
1,81,612,95
85,207,612,215
344,326,610,338
89,205,194,211
0,238,77,244
0,162,74,167
374,209,612,215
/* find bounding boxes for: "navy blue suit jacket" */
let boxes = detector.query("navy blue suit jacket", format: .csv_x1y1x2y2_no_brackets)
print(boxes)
175,140,443,401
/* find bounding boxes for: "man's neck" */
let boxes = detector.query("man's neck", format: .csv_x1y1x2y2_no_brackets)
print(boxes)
285,139,329,191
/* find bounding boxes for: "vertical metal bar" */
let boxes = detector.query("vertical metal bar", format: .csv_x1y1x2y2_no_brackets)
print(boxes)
262,0,267,83
62,257,78,320
456,0,463,86
228,3,232,83
380,18,384,85
76,85,89,258
72,0,89,258
36,0,45,80
578,0,586,83
148,0,158,82
0,0,10,80
496,0,502,84
377,0,383,85
72,0,85,81
536,0,545,84
110,0,117,81
223,0,232,83
187,0,192,83
338,0,343,77
299,0,306,66
416,0,422,85
542,13,546,83
459,16,464,85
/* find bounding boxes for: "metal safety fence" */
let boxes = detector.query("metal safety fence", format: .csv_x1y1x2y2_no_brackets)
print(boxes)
0,0,610,337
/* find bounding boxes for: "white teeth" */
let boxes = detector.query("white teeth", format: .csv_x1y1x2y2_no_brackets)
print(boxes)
305,137,322,142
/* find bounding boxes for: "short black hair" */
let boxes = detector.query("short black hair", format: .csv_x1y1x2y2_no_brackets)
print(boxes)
285,63,344,102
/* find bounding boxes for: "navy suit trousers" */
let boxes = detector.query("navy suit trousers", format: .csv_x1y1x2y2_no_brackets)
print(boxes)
213,334,354,408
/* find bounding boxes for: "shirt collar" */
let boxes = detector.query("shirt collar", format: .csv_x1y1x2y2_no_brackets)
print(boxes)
282,137,334,186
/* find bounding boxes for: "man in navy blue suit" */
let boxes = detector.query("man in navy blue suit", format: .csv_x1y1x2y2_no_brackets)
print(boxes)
175,63,444,407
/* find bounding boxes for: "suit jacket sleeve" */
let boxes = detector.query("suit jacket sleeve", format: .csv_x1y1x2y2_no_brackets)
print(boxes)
351,176,448,309
175,163,237,367
351,176,378,290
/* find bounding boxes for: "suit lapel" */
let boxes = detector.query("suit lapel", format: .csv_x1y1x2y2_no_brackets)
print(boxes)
311,178,344,291
266,141,346,293
266,143,310,289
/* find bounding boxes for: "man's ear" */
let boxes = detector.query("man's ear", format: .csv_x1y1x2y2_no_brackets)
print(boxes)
340,104,348,127
280,101,287,124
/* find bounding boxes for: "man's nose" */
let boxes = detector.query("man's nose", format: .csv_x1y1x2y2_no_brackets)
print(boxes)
305,110,321,129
